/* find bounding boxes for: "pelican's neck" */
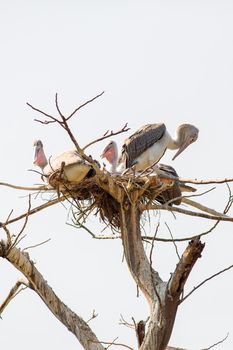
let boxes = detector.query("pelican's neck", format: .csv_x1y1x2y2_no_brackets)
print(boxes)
167,129,181,150
110,143,118,173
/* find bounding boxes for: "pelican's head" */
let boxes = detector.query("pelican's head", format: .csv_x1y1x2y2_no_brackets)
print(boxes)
33,140,48,170
100,141,118,165
172,124,199,160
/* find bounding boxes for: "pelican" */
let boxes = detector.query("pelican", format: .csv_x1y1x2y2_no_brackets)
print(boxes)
101,123,199,172
33,140,95,183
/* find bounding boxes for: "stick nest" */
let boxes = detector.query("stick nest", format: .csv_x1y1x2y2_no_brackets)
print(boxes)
46,171,180,230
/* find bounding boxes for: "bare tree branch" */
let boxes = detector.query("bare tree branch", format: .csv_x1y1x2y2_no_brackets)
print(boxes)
92,339,134,350
182,198,229,218
23,238,51,251
178,178,233,185
0,240,105,350
168,237,205,298
27,91,105,125
201,333,229,349
67,91,105,121
180,264,233,304
82,123,130,151
0,279,29,316
0,196,66,228
140,203,233,222
0,182,47,191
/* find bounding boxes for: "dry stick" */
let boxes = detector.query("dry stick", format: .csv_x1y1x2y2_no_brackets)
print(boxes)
26,102,57,123
165,222,180,260
28,91,105,125
0,196,67,228
201,333,229,350
164,186,215,207
23,238,51,251
119,314,135,329
142,191,233,243
82,123,130,151
92,340,134,350
86,310,98,324
0,182,47,191
178,177,233,185
66,91,105,121
0,279,29,316
180,264,233,304
181,198,229,218
55,93,65,118
9,195,32,251
140,203,233,222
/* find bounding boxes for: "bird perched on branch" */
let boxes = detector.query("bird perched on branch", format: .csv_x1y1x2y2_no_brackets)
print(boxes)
33,140,95,183
101,123,199,172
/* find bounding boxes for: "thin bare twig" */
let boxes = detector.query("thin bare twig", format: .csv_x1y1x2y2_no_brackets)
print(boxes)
67,91,105,121
164,187,215,207
182,198,229,218
201,333,229,350
0,196,66,228
165,222,180,260
92,339,133,350
0,182,47,191
140,203,233,222
0,279,28,316
82,123,130,151
55,93,64,118
181,264,233,304
178,178,233,185
119,314,134,329
9,195,32,250
26,102,56,123
86,309,98,323
23,238,51,251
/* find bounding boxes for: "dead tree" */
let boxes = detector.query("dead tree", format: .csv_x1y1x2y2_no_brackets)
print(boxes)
0,93,233,350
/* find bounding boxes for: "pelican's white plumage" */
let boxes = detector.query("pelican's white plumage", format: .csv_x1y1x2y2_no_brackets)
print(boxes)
33,140,94,183
101,123,199,172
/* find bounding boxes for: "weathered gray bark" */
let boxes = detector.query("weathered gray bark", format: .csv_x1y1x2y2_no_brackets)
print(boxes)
0,240,104,350
120,203,204,350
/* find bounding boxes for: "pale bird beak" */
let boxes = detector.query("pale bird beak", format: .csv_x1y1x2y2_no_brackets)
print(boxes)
33,146,39,164
100,144,111,159
172,139,191,161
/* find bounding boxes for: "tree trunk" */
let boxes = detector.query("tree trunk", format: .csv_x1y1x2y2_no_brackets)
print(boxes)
120,202,204,350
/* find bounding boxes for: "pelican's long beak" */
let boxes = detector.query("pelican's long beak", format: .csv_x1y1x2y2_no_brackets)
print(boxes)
33,145,39,164
172,139,190,160
100,143,111,159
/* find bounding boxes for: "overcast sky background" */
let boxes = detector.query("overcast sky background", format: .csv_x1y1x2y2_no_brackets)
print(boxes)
0,1,233,349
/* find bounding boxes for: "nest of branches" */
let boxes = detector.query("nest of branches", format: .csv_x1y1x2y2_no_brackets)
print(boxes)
48,171,177,230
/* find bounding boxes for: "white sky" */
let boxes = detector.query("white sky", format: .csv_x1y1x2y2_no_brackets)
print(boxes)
0,0,233,349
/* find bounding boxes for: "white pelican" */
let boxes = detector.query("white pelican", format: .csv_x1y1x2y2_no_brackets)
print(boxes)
33,140,95,183
101,123,199,172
